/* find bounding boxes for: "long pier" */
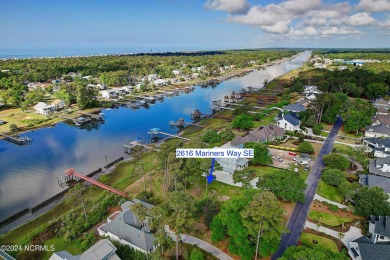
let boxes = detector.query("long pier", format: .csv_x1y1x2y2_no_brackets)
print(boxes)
0,133,32,145
124,140,160,154
148,129,190,141
169,119,205,128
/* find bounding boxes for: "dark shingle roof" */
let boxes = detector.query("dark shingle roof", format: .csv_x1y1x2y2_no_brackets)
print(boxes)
283,103,306,112
101,201,155,252
283,114,300,126
364,137,390,147
368,158,390,178
359,174,390,193
231,125,284,146
366,124,390,135
370,215,390,238
357,243,390,260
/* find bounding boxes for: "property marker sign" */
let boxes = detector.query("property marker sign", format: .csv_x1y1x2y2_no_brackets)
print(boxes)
175,148,254,158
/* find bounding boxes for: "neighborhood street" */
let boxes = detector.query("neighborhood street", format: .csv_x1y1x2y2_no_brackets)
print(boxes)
272,116,343,259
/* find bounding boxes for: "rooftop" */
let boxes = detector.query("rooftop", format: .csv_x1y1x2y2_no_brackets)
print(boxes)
359,174,390,194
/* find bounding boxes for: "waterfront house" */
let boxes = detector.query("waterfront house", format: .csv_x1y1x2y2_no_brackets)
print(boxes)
50,239,120,260
122,86,134,93
313,62,326,69
99,89,119,99
214,143,249,174
172,70,181,76
153,79,167,86
147,74,159,81
231,125,284,147
276,112,301,131
368,157,390,178
33,102,55,115
97,200,156,254
364,124,390,137
51,99,66,111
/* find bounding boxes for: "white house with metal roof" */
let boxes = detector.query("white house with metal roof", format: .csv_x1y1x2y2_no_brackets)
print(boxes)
33,102,55,115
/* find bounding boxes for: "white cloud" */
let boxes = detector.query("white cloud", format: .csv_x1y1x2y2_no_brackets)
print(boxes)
321,26,361,36
205,0,384,41
290,27,319,37
280,0,322,13
204,0,249,14
357,0,390,12
343,12,376,26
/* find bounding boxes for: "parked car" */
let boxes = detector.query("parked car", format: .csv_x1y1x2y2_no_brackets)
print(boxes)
304,166,309,171
288,152,297,156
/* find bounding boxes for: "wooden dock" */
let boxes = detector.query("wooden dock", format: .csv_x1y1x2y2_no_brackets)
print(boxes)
148,128,190,141
124,140,160,154
0,133,32,145
169,118,205,128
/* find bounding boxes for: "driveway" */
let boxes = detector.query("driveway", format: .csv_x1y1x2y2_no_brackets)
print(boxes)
164,225,233,260
304,220,363,246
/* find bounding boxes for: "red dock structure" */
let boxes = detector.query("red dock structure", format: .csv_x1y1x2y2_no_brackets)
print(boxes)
65,168,128,198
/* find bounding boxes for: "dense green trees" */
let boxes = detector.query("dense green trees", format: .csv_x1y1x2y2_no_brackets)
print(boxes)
232,114,253,130
353,187,390,217
257,170,306,202
321,169,345,187
322,153,350,170
241,191,287,260
341,99,375,135
244,142,272,165
202,130,221,143
210,191,286,259
76,84,99,109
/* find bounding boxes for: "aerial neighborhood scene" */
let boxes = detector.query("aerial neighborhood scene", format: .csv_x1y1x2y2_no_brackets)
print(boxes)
1,0,390,260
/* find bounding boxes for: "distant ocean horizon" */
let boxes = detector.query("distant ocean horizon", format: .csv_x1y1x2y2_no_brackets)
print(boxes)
0,46,230,59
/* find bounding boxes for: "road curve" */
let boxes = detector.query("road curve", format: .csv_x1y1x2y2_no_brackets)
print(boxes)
272,116,343,259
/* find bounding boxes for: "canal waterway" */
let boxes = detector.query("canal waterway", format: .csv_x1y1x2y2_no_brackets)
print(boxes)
0,51,311,221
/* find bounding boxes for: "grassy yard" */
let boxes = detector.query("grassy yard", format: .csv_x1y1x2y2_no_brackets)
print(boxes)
316,180,344,203
300,233,339,253
250,165,290,177
309,210,353,227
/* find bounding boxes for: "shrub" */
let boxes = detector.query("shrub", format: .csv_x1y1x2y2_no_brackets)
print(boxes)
322,153,350,170
322,168,345,187
298,141,314,154
313,124,324,135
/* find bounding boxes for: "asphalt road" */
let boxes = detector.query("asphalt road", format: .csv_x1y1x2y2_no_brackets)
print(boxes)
272,116,343,259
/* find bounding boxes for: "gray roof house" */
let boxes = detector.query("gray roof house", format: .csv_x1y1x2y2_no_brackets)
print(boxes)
373,98,390,109
231,125,284,147
50,239,120,260
359,174,390,196
363,137,390,158
365,124,390,138
348,239,390,260
97,200,156,254
369,216,390,244
368,157,390,178
283,103,306,113
371,114,390,127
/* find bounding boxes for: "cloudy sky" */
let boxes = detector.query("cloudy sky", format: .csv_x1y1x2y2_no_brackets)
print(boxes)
0,0,389,54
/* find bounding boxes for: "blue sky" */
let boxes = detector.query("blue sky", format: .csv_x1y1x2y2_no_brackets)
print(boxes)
0,0,389,54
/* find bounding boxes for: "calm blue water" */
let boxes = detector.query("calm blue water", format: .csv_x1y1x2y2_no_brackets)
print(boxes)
0,51,311,220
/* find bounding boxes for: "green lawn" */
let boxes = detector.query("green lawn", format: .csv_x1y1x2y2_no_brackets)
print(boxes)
300,233,339,253
309,210,353,227
250,165,289,177
316,180,344,203
43,237,83,260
